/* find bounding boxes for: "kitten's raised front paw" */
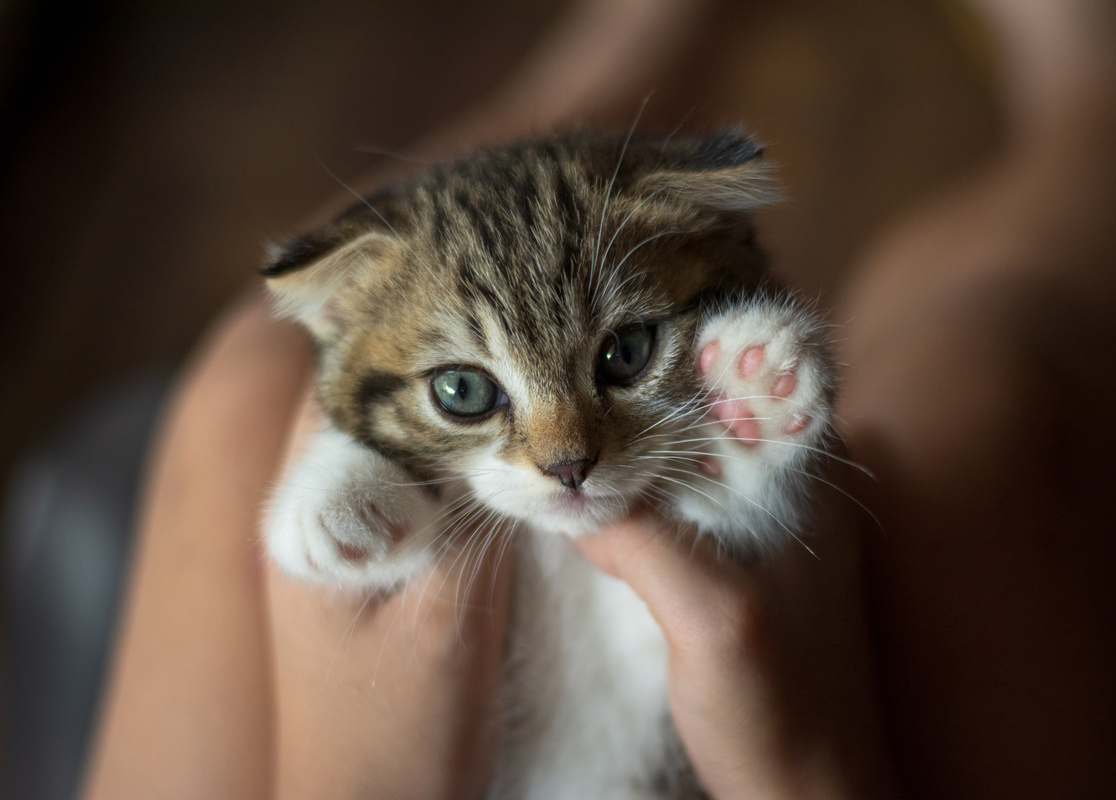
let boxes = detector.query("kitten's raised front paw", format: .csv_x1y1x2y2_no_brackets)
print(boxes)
696,301,831,459
266,426,438,589
674,297,835,544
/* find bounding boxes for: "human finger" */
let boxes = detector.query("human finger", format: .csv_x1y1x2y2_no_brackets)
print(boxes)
576,461,899,800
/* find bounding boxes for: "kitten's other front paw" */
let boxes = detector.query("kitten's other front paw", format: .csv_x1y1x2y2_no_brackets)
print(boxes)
266,426,439,589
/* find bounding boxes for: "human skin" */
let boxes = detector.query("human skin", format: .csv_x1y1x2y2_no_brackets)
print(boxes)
266,394,512,800
576,487,902,800
81,300,304,799
82,298,514,800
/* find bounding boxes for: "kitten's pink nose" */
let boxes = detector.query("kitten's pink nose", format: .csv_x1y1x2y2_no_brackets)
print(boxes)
541,457,597,491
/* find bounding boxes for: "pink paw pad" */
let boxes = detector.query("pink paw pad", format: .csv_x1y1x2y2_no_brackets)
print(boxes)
709,396,763,446
772,370,797,398
783,413,811,435
737,346,765,379
336,540,370,562
698,341,720,377
695,310,828,479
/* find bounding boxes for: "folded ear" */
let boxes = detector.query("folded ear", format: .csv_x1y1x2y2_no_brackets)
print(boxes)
631,130,780,214
263,230,394,340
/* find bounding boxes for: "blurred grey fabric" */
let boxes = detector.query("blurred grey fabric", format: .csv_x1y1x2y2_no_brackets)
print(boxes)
3,372,170,800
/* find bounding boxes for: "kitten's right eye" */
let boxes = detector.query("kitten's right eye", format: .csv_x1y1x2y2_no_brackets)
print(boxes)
598,323,655,385
431,369,504,419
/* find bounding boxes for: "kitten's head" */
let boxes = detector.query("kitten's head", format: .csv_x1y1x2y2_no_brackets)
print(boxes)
265,131,776,534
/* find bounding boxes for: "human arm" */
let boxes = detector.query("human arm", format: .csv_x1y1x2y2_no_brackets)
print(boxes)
81,295,511,800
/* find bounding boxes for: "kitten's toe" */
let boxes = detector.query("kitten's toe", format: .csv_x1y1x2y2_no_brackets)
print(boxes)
328,502,407,562
312,492,393,563
271,485,399,584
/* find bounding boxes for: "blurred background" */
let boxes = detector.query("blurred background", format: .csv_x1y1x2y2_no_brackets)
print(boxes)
0,0,998,797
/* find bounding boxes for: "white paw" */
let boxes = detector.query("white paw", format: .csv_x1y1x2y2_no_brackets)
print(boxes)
265,426,438,589
671,297,834,544
696,299,832,459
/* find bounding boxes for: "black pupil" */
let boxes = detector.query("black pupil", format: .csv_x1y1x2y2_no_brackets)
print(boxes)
600,324,653,383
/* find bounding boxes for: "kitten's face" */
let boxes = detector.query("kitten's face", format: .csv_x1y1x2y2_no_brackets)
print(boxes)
266,132,773,533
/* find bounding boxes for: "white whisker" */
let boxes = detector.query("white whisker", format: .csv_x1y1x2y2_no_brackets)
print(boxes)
591,96,651,299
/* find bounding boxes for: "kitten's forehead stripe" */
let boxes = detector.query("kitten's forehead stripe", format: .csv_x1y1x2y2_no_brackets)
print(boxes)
430,192,451,252
455,189,499,262
551,162,582,228
462,309,489,357
515,174,537,242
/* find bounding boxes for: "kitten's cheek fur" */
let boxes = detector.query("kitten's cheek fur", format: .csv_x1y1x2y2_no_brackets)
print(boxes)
265,426,439,589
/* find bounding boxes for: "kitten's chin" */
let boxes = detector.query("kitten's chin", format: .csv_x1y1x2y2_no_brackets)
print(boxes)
523,494,630,537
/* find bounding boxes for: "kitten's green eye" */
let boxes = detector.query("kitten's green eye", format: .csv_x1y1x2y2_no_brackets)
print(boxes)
598,323,655,385
431,370,503,418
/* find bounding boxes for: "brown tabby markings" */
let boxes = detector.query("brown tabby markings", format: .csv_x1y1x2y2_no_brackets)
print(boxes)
267,132,772,492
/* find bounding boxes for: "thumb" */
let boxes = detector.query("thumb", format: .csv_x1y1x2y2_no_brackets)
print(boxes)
574,511,764,657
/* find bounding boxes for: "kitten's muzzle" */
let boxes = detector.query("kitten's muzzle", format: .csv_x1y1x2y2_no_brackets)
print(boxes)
541,457,598,491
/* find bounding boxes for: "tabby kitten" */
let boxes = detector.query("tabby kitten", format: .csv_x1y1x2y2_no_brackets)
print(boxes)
264,130,834,799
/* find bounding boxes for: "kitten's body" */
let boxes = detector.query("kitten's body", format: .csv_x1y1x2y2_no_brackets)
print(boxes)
264,131,835,799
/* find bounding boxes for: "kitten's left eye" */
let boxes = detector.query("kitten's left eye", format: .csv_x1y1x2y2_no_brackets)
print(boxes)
598,323,656,385
431,369,505,419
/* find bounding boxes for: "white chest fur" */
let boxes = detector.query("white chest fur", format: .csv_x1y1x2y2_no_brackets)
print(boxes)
493,531,670,800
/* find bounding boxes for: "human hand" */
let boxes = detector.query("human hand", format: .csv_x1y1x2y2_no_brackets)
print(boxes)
575,462,900,800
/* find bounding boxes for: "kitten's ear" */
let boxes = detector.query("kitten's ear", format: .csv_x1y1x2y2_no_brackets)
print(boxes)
262,231,394,340
634,131,780,213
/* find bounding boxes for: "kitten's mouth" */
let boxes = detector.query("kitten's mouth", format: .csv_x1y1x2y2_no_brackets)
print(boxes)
488,480,631,536
470,469,632,534
544,486,628,527
553,491,591,515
